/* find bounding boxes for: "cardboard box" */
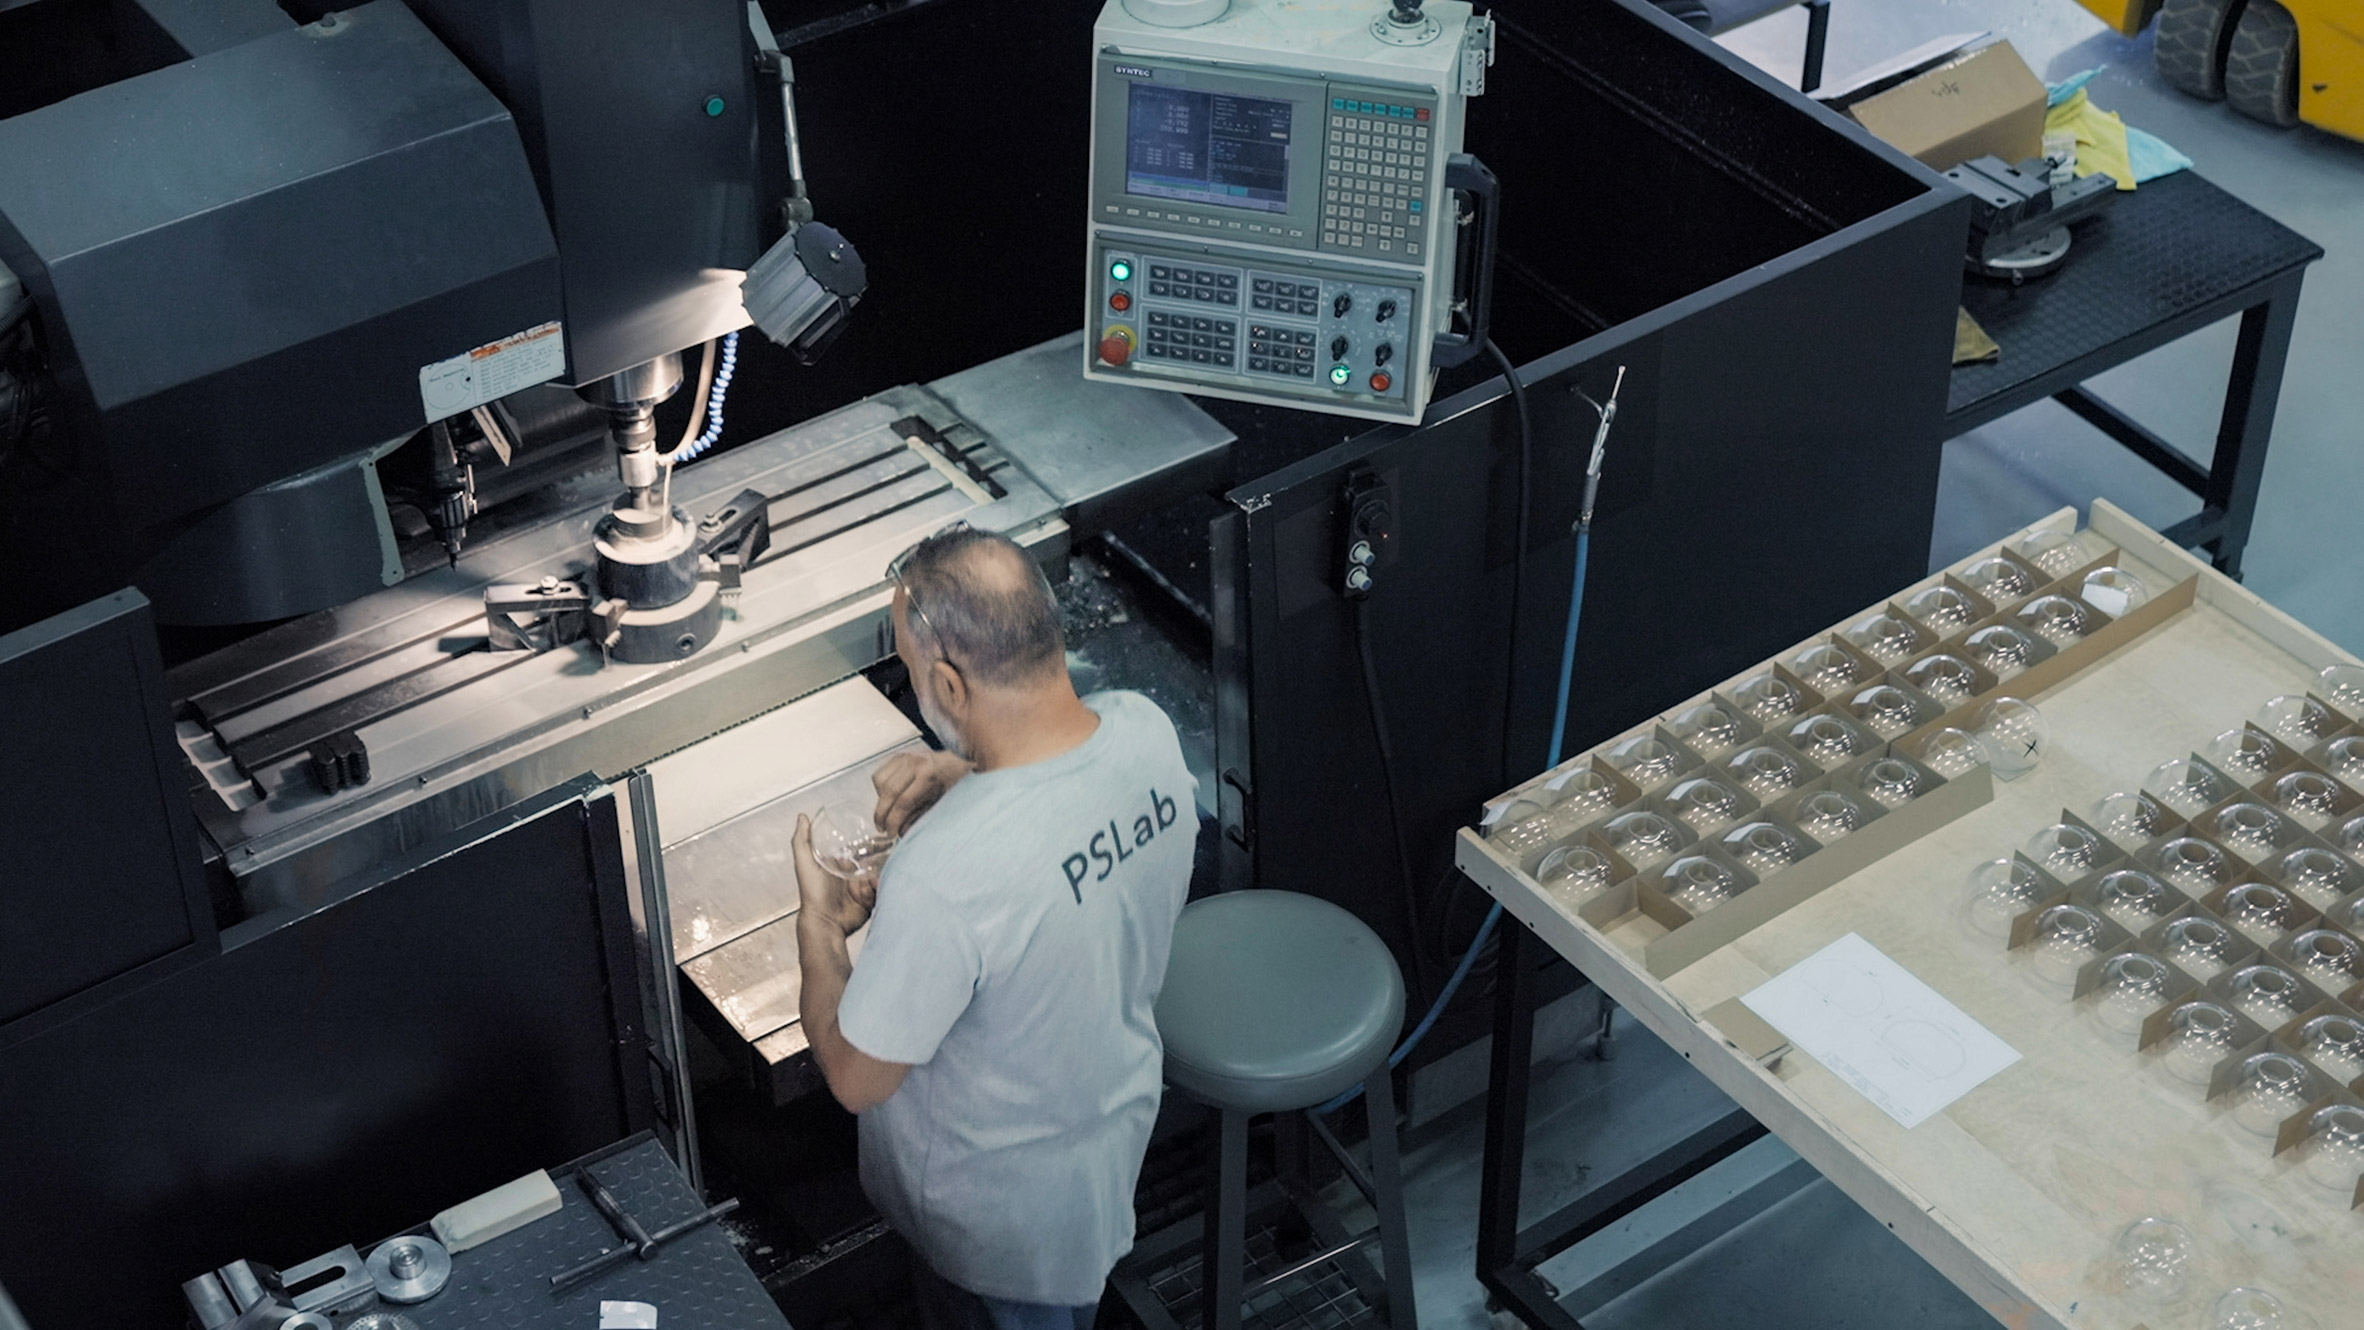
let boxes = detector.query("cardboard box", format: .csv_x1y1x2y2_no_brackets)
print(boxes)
1849,42,2047,171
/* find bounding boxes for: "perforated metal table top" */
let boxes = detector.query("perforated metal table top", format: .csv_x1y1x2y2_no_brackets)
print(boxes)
373,1136,786,1329
1948,170,2322,422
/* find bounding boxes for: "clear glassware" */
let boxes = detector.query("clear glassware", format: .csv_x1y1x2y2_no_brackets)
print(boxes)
2023,822,2104,879
2221,882,2300,945
2209,1287,2292,1330
1859,757,1923,809
2112,1216,2197,1306
1962,554,2035,604
2146,757,2232,817
1538,845,1615,906
2027,903,2106,989
1670,702,1745,758
1790,643,1864,696
1904,653,1982,706
2338,814,2364,860
2270,770,2343,831
2158,1001,2241,1085
2161,916,2239,981
2156,836,2232,896
2333,895,2364,937
1965,857,2049,939
1662,854,1744,915
2204,727,2283,781
1492,770,1620,859
2287,928,2362,989
2095,869,2177,930
2318,661,2364,715
1667,777,1747,835
1965,624,2040,680
2256,694,2337,747
1916,727,1986,779
812,801,897,883
2322,736,2364,789
1606,734,1683,791
1848,683,1927,739
2297,1013,2364,1082
1724,821,1808,877
1787,713,1871,767
2093,952,2174,1034
2227,964,2306,1028
1843,612,1921,665
2210,802,2289,856
1733,672,1806,724
1976,696,2047,780
2010,528,2084,577
1795,790,1870,843
2014,593,2089,646
1604,811,1682,871
2088,790,2168,849
2080,565,2150,616
1903,584,1980,634
1726,745,1808,798
2229,1051,2313,1136
2275,846,2358,910
2298,1104,2364,1193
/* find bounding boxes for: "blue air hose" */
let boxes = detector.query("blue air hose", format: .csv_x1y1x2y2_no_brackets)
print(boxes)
674,331,739,463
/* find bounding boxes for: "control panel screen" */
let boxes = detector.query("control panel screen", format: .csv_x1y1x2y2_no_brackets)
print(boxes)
1124,84,1293,214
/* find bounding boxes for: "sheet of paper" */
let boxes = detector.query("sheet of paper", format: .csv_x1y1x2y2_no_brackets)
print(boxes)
1740,932,2020,1129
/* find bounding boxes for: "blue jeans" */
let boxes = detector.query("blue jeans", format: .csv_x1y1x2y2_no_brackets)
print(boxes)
910,1258,1097,1330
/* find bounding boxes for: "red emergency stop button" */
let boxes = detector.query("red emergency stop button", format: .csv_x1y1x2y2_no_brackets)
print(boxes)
1369,370,1393,392
1098,327,1135,366
1109,290,1132,312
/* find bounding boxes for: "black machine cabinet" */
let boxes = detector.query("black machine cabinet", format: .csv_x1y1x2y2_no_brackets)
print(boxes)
1214,0,1969,1033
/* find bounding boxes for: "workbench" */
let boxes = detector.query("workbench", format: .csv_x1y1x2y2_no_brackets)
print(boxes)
1464,501,2363,1329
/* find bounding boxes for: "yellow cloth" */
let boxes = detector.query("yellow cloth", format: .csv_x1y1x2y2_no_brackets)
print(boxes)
1954,308,2001,366
2047,89,2136,192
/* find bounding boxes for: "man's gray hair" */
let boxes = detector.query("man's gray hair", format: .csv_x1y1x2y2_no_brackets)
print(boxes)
895,527,1066,685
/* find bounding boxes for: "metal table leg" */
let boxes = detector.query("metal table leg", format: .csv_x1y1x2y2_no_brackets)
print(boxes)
2193,272,2304,580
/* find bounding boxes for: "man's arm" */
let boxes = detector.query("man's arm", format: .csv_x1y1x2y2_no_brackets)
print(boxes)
794,814,910,1114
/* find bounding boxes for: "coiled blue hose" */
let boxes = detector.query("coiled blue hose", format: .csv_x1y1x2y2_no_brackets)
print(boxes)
674,331,739,463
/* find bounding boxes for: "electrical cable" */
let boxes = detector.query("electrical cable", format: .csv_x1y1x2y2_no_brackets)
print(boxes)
1356,598,1436,999
673,338,719,455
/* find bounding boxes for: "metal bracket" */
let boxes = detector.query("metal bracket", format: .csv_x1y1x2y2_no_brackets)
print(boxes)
1461,12,1497,95
484,576,592,652
695,487,774,597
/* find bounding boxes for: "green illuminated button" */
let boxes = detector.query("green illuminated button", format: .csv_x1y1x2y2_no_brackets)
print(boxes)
704,96,726,117
1328,364,1352,386
1111,260,1133,282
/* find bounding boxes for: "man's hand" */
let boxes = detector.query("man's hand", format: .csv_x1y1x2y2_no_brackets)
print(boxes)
873,750,973,837
795,813,876,937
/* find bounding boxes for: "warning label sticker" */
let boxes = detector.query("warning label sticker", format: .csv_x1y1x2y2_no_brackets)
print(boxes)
418,321,566,421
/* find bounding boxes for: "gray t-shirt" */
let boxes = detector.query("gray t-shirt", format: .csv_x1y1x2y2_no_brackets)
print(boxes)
838,690,1196,1305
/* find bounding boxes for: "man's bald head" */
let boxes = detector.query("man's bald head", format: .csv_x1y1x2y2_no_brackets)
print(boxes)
893,527,1066,687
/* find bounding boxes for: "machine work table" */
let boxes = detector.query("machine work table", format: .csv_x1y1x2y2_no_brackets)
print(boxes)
1463,501,2364,1330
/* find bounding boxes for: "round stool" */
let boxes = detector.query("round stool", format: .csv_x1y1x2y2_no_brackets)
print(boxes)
1144,891,1417,1330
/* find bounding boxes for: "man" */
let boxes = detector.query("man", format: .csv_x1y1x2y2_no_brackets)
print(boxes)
791,525,1196,1330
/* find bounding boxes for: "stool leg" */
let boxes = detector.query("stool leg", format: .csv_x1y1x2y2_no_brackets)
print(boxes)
1360,1071,1418,1330
1204,1108,1248,1330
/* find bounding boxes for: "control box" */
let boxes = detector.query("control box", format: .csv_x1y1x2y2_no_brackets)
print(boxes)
1085,0,1495,422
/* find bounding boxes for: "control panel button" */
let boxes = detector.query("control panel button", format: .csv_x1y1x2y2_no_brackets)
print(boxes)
1099,328,1135,367
1109,291,1131,312
1328,365,1352,386
1370,371,1393,392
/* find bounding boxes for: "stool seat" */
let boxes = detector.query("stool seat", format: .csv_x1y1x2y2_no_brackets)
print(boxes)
1156,890,1406,1115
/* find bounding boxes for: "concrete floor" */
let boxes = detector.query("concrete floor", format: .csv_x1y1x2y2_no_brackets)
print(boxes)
1381,5,2362,1329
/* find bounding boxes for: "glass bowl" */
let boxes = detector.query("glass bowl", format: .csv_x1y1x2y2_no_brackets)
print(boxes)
1604,811,1683,871
2317,661,2364,714
1795,790,1871,843
1789,643,1864,696
1859,757,1923,809
1962,555,2036,605
1662,854,1745,915
812,801,898,883
2337,814,2364,860
2334,895,2364,936
2286,928,2362,988
1667,776,1748,835
2161,916,2239,981
1606,734,1684,791
1726,745,1808,798
1965,857,2049,939
1903,584,1981,634
2298,1104,2364,1193
2204,727,2283,781
1848,684,1928,739
2155,836,2232,896
1903,653,1982,706
1787,713,1872,768
1916,727,1986,779
2229,1051,2314,1136
2274,846,2358,910
2297,1013,2364,1082
1671,702,1745,758
2145,757,2231,817
2095,868,2177,930
2209,1286,2293,1330
1733,673,1806,724
2080,565,2150,616
2010,528,2084,577
2270,770,2344,831
2210,803,2290,856
2220,882,2299,945
1965,624,2040,680
1843,612,1922,665
2023,822,2105,879
1492,769,1620,859
2092,952,2175,1034
1723,821,1809,877
2014,593,2090,646
2087,790,2168,849
1538,845,1616,906
2027,903,2106,989
2112,1215,2197,1306
2256,693,2337,748
2321,736,2364,788
2227,963,2306,1028
2158,1000,2241,1085
1975,696,2047,781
